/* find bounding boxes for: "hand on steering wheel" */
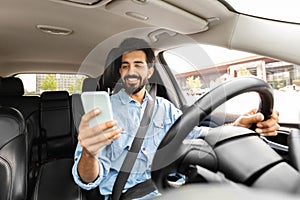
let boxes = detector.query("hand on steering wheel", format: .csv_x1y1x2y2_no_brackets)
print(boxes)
151,77,276,192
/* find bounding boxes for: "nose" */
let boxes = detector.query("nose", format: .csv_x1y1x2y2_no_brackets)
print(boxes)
127,65,137,74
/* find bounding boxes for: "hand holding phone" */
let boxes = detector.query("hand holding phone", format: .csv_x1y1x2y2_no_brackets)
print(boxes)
81,91,114,131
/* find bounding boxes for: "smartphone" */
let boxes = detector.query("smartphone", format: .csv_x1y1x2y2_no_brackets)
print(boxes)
81,91,114,131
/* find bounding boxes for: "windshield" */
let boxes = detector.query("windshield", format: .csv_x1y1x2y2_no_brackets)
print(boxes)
163,44,300,124
224,0,300,24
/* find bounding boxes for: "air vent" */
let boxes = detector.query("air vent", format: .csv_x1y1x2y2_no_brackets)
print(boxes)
36,25,73,36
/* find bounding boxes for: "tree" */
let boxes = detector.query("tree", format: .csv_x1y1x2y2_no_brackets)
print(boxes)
67,77,85,94
236,67,252,77
186,76,202,88
41,74,57,91
68,84,76,94
75,77,85,92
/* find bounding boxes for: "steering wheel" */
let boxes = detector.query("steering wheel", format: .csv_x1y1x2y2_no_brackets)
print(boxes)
151,77,275,191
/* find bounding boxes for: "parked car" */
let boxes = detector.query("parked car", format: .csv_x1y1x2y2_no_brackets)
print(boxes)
0,0,300,199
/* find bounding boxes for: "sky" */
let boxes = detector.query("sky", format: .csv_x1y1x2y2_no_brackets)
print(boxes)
18,74,36,92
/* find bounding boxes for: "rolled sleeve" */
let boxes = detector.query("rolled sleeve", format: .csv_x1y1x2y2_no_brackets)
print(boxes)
72,153,103,190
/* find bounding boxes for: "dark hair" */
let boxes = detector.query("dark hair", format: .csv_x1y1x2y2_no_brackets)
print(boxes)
117,38,155,69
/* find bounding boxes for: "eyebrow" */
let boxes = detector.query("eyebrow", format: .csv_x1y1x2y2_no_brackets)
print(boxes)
121,60,145,65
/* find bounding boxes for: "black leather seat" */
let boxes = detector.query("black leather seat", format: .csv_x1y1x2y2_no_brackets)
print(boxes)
32,158,83,200
0,107,27,200
32,91,84,200
40,91,76,162
0,77,40,119
0,77,40,195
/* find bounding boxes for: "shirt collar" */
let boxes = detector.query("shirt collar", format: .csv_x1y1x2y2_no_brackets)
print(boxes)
117,88,153,105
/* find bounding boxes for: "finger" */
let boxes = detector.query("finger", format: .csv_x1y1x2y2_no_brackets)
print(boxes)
79,108,101,130
257,118,276,128
246,108,258,116
257,130,278,137
78,121,117,143
79,127,122,151
271,110,280,121
100,129,122,145
256,112,279,128
91,120,117,134
92,127,122,143
255,123,280,136
85,133,121,156
240,113,264,127
103,127,122,140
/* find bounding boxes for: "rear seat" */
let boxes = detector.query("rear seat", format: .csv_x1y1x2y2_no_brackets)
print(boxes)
32,76,114,199
32,80,98,200
0,77,40,194
0,76,93,199
0,106,28,200
40,90,77,162
32,158,83,200
0,77,79,198
30,90,83,199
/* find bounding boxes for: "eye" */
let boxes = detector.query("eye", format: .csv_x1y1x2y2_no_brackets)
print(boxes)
135,64,143,68
121,65,129,70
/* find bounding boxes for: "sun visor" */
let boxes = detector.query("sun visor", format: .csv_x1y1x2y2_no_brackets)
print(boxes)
105,0,208,34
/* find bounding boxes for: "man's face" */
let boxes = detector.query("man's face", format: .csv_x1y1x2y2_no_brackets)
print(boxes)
119,50,153,94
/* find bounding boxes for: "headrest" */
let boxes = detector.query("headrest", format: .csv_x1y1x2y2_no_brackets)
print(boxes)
82,78,98,92
98,48,121,93
41,91,69,101
0,77,24,96
0,106,25,147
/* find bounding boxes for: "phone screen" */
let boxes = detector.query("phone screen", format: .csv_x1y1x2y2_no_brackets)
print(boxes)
81,91,114,130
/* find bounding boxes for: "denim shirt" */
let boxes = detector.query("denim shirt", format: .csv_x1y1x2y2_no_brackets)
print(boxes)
72,89,208,199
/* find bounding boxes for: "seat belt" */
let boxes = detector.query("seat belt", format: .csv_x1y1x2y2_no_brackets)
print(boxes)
111,84,157,200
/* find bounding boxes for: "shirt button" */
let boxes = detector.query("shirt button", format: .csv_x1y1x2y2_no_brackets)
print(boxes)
142,147,146,151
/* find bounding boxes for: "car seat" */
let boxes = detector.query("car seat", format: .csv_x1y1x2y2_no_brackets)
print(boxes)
0,106,27,200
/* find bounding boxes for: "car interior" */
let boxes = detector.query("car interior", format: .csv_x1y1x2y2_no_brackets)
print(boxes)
1,0,300,199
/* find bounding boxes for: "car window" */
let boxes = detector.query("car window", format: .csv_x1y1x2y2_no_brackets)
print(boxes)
162,44,300,124
225,0,300,24
16,73,88,95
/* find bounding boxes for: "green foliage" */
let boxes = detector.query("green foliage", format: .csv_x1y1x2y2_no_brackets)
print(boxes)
68,84,76,94
186,76,202,88
41,74,57,91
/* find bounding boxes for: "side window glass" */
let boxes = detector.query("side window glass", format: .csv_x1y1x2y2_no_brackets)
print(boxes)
162,44,300,124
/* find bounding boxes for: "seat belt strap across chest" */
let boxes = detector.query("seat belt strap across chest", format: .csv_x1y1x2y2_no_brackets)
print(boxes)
111,85,157,200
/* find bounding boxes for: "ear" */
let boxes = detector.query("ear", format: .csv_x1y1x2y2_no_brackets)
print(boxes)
147,67,154,79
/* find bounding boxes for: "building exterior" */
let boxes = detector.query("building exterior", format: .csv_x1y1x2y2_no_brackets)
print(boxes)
36,74,86,94
176,56,300,91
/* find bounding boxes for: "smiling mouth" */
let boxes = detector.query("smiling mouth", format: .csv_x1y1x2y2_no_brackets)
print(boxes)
125,76,140,84
127,77,138,83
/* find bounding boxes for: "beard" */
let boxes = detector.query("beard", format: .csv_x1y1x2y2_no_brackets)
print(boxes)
122,74,148,95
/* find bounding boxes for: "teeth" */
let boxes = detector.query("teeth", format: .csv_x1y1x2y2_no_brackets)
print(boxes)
128,78,138,81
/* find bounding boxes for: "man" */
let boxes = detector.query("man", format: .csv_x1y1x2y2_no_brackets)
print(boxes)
72,38,280,199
